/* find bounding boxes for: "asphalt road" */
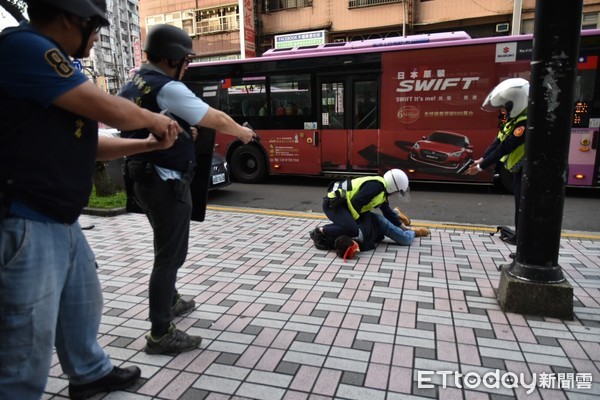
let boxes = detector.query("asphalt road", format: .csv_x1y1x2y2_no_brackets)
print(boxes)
207,176,600,233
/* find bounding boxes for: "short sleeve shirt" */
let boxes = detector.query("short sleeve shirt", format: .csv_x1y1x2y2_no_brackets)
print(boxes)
0,23,88,106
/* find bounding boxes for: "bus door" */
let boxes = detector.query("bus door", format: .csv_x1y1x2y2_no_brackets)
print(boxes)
319,75,379,173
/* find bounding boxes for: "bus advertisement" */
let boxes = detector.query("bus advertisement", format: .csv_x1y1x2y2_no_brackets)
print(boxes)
182,30,600,190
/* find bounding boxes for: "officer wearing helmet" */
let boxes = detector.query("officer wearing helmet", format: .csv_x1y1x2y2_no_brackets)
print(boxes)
0,1,182,399
118,24,255,356
310,169,429,251
464,77,529,241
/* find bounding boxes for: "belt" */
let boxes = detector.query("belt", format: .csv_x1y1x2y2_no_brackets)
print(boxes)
8,201,60,223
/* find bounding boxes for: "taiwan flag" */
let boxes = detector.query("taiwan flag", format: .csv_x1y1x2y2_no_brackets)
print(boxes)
578,55,598,70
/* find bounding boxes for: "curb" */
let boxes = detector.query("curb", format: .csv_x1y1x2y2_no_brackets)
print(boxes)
81,205,600,240
82,207,127,217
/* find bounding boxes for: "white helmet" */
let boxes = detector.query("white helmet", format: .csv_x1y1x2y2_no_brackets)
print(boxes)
482,78,530,118
383,169,409,196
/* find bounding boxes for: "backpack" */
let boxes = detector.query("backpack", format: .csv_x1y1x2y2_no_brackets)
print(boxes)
490,226,516,245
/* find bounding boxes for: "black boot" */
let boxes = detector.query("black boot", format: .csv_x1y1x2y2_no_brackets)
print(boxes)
69,366,141,400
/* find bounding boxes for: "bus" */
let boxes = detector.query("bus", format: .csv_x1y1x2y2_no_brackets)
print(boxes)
181,30,600,190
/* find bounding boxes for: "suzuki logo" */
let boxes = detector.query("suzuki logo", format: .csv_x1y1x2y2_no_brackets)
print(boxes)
503,46,510,54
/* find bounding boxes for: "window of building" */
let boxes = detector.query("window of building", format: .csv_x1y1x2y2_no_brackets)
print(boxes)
146,5,239,36
582,13,599,30
348,0,402,8
264,0,313,13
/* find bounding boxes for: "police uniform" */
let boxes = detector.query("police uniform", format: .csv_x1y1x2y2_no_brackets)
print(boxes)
0,22,113,397
319,210,416,251
322,176,401,239
0,23,97,223
479,110,527,229
119,64,208,337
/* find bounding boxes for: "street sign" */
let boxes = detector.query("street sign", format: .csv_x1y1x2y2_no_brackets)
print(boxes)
71,59,83,71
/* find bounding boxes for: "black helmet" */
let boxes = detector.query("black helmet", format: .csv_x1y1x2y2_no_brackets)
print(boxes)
144,24,195,61
28,0,109,26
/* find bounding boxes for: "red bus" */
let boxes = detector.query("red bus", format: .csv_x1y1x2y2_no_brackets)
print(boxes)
181,30,600,190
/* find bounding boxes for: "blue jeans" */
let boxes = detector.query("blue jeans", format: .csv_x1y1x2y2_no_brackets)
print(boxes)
372,213,415,246
0,218,112,400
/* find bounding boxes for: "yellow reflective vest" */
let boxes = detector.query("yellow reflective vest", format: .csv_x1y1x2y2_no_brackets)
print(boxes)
498,111,527,172
327,176,387,220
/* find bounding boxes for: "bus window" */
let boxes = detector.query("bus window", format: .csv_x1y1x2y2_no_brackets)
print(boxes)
221,77,266,117
270,74,312,117
265,74,313,129
354,80,378,129
322,82,345,129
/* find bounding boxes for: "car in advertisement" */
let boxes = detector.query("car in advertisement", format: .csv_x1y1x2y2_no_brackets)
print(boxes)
408,130,473,171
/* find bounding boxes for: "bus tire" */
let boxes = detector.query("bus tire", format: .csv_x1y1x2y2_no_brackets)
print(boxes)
230,145,267,183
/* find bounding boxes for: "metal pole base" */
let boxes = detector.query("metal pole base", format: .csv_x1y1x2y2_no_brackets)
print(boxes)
506,260,566,283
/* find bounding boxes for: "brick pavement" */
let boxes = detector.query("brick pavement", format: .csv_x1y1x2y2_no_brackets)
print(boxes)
43,209,600,399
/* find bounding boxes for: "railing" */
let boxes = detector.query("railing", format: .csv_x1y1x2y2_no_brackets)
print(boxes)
348,0,402,9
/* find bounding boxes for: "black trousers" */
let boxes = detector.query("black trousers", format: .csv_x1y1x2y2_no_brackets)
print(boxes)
513,169,523,232
130,167,192,336
321,197,360,238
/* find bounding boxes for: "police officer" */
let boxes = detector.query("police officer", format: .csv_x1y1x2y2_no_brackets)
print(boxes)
119,24,255,355
312,208,430,255
0,0,180,398
310,169,417,248
464,78,529,241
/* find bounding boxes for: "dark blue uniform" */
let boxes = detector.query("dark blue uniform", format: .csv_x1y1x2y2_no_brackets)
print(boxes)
0,23,96,224
119,68,197,338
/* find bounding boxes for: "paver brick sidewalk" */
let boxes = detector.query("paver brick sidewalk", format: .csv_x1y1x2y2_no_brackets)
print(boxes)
44,210,600,399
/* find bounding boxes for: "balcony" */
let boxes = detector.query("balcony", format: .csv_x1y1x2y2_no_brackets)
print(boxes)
267,0,312,12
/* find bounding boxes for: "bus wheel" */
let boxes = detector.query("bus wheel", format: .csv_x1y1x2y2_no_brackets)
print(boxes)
230,145,267,183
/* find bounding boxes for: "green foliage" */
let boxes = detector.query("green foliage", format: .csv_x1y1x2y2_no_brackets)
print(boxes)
87,187,126,209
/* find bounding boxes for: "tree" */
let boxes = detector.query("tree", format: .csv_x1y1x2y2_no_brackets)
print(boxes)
0,0,27,23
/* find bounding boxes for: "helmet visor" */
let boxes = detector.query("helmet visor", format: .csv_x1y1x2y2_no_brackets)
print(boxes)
390,187,410,203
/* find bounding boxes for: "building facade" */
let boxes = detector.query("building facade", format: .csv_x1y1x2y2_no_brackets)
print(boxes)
83,0,142,94
125,0,600,80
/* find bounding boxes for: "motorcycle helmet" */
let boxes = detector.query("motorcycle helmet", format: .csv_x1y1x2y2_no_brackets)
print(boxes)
383,169,410,198
482,77,530,118
27,0,109,26
144,24,196,61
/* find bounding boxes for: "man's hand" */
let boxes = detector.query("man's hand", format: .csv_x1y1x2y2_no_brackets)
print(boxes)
145,128,178,150
149,112,182,141
464,158,484,175
238,125,256,144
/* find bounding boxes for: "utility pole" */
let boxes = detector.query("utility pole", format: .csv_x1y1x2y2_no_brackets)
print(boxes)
498,0,583,319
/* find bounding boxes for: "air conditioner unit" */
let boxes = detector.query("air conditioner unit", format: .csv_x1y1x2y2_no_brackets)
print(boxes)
495,23,510,33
